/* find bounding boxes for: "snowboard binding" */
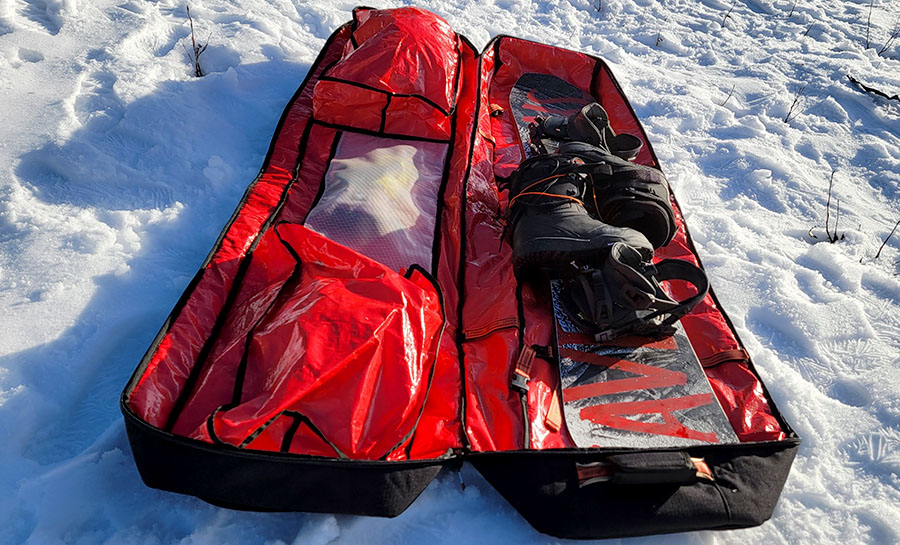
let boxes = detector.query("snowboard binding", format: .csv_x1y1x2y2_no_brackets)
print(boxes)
510,99,698,339
557,242,709,341
537,102,643,161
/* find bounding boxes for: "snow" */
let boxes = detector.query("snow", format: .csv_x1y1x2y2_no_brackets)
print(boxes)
1,0,899,543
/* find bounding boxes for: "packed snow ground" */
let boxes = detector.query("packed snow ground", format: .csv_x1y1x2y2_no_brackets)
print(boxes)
1,0,899,543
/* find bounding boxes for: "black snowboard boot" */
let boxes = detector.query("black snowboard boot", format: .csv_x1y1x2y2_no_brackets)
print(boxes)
539,102,644,161
558,242,709,341
557,141,677,250
508,153,653,272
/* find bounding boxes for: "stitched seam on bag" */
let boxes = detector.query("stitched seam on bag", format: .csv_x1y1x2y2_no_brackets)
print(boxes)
318,75,453,116
462,317,520,341
713,480,733,521
699,349,749,368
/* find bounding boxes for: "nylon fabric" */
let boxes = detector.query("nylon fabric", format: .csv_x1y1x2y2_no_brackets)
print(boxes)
170,226,300,436
189,224,445,460
312,7,457,140
127,26,353,429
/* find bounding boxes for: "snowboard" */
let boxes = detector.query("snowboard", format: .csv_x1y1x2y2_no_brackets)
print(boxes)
511,73,738,448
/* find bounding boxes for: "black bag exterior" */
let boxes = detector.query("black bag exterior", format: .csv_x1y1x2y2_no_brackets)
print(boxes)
123,407,445,517
472,443,799,539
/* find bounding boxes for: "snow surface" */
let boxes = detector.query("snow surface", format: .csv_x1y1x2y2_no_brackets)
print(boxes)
1,0,899,543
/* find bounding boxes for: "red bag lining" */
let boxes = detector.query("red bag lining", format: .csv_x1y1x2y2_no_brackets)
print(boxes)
318,75,455,116
127,10,789,464
126,25,354,428
312,7,462,141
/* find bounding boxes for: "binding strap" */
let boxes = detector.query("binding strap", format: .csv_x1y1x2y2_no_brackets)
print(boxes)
560,243,710,342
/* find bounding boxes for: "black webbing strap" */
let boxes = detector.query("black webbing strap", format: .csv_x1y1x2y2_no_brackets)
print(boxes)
590,257,710,342
642,258,710,326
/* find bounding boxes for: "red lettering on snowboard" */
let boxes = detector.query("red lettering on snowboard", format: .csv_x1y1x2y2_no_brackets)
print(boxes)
560,345,721,443
579,394,720,443
561,349,687,400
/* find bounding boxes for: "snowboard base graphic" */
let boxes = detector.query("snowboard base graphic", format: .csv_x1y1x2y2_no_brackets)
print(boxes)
552,280,738,448
511,73,738,448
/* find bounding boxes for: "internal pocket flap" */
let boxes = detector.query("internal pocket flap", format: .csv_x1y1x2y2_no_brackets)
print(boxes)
190,224,446,460
311,7,459,140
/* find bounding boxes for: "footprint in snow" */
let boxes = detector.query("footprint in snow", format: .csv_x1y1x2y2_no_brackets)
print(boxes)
72,71,124,133
116,1,144,16
13,0,64,35
842,429,900,480
827,377,872,407
86,48,112,62
17,47,43,62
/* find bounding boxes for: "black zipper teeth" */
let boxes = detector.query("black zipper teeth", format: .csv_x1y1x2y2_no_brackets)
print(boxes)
454,40,485,452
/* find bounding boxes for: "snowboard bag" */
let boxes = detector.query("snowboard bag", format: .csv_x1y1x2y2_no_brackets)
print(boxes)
121,7,799,539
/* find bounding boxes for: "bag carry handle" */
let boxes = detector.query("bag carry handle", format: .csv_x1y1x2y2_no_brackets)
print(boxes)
576,452,714,487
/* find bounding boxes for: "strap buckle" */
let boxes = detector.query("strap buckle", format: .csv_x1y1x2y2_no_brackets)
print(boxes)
511,369,530,392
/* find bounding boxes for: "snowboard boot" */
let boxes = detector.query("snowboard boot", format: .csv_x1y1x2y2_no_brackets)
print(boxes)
558,242,709,341
557,140,678,250
539,102,644,161
508,153,653,273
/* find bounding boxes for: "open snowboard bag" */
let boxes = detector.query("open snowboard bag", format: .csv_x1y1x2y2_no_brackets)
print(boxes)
121,7,799,539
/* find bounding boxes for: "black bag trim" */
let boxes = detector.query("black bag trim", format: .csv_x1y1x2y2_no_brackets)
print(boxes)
491,36,504,75
122,402,447,517
280,413,304,453
310,118,451,144
279,411,348,457
230,410,349,458
378,94,391,133
605,451,696,485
